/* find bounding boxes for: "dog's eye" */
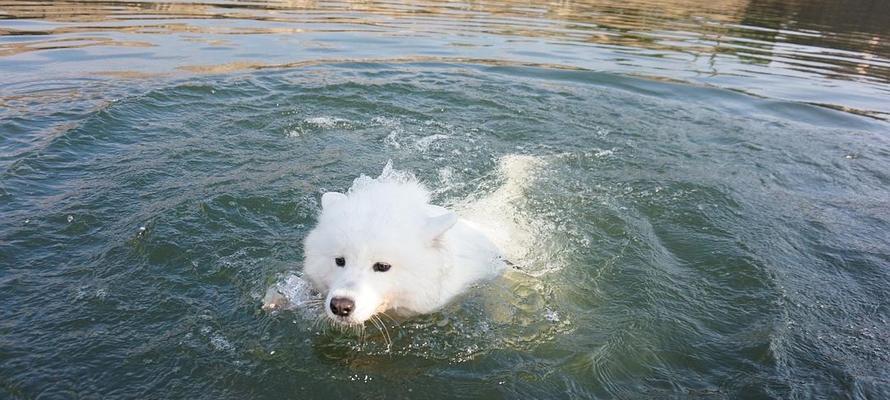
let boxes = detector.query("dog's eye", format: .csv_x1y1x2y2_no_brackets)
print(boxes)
335,257,345,267
372,262,391,272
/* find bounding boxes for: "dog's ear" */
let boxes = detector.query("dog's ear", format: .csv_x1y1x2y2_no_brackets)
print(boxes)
424,212,457,241
321,192,347,210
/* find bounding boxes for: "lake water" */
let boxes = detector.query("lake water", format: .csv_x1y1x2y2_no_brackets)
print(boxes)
1,0,889,398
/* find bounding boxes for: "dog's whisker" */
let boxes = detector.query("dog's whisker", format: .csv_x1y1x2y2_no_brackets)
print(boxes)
381,314,401,345
322,316,334,332
379,312,401,327
373,315,393,349
368,315,381,334
312,314,326,331
351,324,360,337
367,318,380,344
368,316,388,347
378,321,392,351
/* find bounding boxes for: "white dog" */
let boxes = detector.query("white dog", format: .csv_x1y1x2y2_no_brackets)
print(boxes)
302,163,507,325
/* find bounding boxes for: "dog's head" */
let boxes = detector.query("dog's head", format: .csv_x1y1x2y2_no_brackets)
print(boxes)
303,174,456,325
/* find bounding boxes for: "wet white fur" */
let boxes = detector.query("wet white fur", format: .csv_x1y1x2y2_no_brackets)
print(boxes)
303,163,506,324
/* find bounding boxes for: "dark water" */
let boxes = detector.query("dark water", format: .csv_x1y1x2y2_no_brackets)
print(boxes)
1,1,889,399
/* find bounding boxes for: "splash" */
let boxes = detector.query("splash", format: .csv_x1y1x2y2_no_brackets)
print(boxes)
304,116,350,128
350,159,417,190
455,154,551,273
261,273,322,316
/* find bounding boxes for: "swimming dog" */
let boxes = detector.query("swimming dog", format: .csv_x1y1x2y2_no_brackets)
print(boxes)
303,163,507,325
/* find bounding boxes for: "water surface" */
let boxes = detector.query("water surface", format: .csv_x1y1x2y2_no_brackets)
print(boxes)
1,1,889,399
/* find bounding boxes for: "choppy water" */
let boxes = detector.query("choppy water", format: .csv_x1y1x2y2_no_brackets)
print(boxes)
1,1,889,399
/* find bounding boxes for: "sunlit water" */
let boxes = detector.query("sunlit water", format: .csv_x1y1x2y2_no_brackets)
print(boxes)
1,1,889,399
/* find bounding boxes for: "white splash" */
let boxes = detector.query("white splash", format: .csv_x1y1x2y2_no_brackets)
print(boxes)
454,154,545,269
414,134,450,151
285,128,303,138
371,116,400,128
261,273,321,315
593,148,614,157
304,116,350,128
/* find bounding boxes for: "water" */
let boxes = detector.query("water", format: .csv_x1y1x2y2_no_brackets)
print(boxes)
1,1,889,398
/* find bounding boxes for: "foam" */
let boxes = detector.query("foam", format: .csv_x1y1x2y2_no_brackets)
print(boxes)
414,134,450,151
209,333,234,352
303,116,350,128
455,154,545,269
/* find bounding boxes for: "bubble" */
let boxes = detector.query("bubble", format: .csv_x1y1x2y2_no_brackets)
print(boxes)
210,333,234,352
544,308,560,322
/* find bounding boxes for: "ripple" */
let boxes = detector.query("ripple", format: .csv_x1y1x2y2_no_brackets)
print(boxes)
1,61,888,398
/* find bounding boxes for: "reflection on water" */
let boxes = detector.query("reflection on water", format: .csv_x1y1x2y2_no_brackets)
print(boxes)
1,0,889,119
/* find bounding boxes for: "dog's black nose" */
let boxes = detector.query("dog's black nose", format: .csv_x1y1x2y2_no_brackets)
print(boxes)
329,297,354,317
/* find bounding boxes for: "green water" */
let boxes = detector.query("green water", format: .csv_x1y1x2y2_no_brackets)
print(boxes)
2,1,890,399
